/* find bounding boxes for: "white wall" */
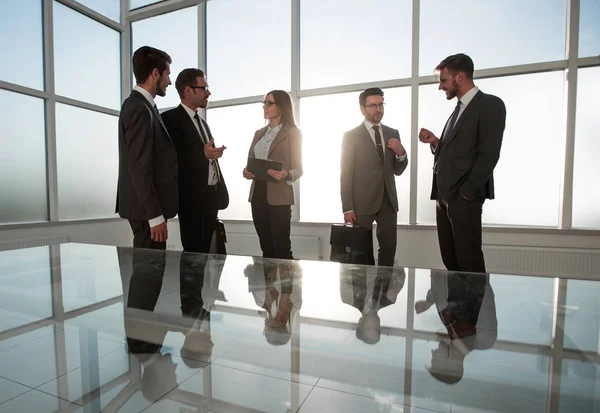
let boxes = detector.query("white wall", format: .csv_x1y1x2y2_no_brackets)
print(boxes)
1,219,599,272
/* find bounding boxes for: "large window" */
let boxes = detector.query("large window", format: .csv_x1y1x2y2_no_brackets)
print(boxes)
131,6,198,109
206,103,264,221
0,91,47,224
301,0,411,89
54,2,121,110
417,72,565,227
572,67,600,229
420,0,567,74
0,0,44,90
300,88,411,223
75,0,121,22
580,0,600,58
207,0,291,101
56,104,119,221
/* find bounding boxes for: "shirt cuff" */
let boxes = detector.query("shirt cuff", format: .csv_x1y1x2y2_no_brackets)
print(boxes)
343,210,354,214
395,153,407,161
286,170,294,186
149,215,165,228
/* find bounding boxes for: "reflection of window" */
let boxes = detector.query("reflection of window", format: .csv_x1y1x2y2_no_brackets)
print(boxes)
130,0,165,10
301,0,411,89
54,1,120,109
564,279,600,352
300,88,411,223
580,0,600,57
75,0,120,22
0,0,43,90
207,0,290,100
206,103,264,220
56,104,118,220
417,72,564,227
420,0,566,74
0,90,47,224
572,67,600,229
131,6,198,109
0,247,52,331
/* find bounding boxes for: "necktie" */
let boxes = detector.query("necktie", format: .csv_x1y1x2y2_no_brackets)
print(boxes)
373,125,384,164
194,113,208,144
194,113,220,182
441,100,462,142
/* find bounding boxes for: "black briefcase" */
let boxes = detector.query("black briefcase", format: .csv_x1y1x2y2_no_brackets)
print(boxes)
329,224,374,265
210,218,227,255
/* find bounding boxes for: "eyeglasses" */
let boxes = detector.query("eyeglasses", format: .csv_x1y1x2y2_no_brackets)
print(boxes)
190,85,210,92
364,103,385,110
262,100,276,107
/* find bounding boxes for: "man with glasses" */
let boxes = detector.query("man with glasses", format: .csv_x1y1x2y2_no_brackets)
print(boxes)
161,69,228,275
340,87,408,267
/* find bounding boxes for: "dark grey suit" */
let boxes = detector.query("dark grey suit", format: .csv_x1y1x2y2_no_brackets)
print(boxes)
116,90,178,249
431,90,506,273
340,123,408,266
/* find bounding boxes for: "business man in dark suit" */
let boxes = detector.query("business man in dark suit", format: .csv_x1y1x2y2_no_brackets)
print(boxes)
161,68,227,257
419,53,506,273
340,88,409,267
116,46,177,250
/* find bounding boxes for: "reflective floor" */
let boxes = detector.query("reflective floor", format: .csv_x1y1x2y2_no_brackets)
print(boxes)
0,242,599,413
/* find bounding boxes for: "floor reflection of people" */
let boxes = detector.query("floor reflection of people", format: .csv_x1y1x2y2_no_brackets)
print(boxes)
340,266,406,344
245,258,303,346
118,247,225,400
417,270,497,384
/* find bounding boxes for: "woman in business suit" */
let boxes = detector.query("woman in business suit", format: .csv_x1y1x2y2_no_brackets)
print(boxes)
242,90,303,260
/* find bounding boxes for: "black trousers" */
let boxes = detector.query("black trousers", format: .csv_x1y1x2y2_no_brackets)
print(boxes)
251,181,293,260
128,220,167,300
436,194,486,273
178,211,217,288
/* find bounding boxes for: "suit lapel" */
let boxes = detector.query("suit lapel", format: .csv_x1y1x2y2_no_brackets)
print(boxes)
132,91,173,142
268,126,290,156
441,91,482,150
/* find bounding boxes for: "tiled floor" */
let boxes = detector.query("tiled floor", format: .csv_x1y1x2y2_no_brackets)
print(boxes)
0,243,598,412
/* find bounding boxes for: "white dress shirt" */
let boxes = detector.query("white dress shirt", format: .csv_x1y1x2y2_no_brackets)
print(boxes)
132,86,164,228
180,104,219,185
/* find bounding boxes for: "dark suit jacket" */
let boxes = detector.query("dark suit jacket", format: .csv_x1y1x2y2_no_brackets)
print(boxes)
431,91,506,202
340,123,408,215
247,125,303,206
116,90,178,221
161,105,227,215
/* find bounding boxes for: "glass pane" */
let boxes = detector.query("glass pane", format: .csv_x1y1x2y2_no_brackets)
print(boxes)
301,0,411,90
56,103,118,220
0,0,43,90
54,2,120,110
420,0,567,74
0,90,47,223
580,0,600,57
206,103,264,220
0,247,52,332
572,67,600,229
564,279,600,352
130,0,164,10
75,0,120,22
417,72,564,226
207,0,290,100
300,88,411,223
132,6,198,109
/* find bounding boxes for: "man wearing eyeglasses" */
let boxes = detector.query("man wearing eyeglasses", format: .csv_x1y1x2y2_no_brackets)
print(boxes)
340,87,408,267
161,69,228,270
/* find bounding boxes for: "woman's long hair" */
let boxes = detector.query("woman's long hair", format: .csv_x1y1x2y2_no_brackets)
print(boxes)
267,90,297,128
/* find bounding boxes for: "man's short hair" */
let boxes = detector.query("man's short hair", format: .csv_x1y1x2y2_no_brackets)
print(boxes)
132,46,172,85
175,68,206,99
435,53,474,79
359,87,384,107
